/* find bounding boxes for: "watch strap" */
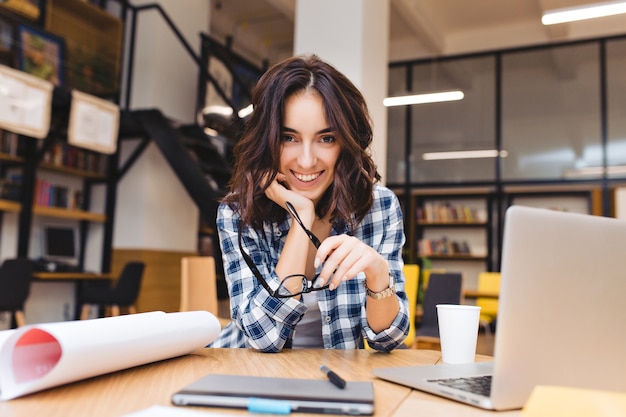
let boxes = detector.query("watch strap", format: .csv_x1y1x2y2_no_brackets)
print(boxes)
364,274,396,300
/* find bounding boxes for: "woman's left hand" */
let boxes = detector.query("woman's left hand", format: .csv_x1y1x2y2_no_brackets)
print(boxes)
314,235,389,291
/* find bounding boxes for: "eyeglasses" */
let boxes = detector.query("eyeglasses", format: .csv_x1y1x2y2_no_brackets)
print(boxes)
238,202,329,298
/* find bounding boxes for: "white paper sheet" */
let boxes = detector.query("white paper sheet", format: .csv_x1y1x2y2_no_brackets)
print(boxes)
0,311,221,400
122,405,233,417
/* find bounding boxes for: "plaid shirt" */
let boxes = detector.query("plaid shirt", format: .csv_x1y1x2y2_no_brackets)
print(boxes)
209,185,409,352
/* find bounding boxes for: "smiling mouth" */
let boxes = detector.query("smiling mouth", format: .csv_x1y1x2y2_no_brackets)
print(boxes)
293,171,322,182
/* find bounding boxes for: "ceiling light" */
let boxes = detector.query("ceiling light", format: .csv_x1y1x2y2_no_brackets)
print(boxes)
238,104,253,118
564,165,626,177
383,90,464,107
542,0,626,25
422,150,508,161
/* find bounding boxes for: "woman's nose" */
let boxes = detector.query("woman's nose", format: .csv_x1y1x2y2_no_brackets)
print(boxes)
297,144,316,168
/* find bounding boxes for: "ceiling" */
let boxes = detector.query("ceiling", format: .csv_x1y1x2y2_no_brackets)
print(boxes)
209,0,626,66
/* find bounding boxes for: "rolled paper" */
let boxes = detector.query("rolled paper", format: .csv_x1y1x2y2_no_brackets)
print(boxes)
0,311,221,400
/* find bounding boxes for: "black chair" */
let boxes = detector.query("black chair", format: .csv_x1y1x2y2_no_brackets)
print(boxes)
0,258,34,328
415,272,463,346
79,262,145,320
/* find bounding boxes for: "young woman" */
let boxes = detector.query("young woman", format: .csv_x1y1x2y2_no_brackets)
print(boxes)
210,55,409,352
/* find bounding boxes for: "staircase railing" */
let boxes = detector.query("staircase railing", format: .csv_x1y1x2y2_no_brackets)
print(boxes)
113,0,259,120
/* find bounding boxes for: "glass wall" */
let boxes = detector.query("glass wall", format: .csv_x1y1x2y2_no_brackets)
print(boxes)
607,38,626,178
387,34,626,186
501,43,601,180
386,65,408,183
408,56,496,184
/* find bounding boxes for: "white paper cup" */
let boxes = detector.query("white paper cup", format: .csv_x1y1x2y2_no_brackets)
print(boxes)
436,304,481,364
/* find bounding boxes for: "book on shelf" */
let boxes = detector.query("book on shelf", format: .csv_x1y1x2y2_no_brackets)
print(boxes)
42,142,107,175
34,179,83,210
0,130,24,157
418,237,471,256
418,201,484,223
0,172,21,201
0,311,221,400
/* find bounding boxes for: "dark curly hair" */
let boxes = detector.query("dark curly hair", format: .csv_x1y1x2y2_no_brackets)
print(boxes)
223,54,380,231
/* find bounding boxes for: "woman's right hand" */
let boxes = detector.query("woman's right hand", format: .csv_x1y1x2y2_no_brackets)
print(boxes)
263,173,315,224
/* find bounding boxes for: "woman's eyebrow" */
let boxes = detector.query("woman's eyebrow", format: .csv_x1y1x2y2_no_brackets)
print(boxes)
283,126,334,134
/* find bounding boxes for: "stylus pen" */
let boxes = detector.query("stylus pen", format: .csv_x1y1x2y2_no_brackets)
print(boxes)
320,365,346,389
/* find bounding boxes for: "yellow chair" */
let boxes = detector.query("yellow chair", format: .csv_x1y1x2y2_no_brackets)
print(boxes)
402,264,420,348
180,256,231,327
420,268,446,291
476,272,501,333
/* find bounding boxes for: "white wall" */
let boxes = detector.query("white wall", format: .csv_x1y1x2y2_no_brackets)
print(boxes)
125,0,209,123
114,0,210,252
114,141,199,251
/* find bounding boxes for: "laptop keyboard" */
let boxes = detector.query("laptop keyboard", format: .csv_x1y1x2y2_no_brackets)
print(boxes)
428,375,492,397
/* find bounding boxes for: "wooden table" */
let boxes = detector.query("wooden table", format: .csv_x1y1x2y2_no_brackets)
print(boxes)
1,348,518,417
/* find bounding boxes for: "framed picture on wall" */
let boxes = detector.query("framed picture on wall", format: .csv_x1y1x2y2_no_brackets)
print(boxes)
17,24,64,86
0,0,42,21
68,90,119,155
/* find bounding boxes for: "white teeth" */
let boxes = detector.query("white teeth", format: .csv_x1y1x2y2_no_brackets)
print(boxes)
294,172,321,182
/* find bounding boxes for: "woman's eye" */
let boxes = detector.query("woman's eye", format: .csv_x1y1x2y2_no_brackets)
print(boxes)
320,135,335,143
282,134,296,142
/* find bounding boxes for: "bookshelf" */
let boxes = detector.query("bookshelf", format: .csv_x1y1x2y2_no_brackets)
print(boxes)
503,185,598,215
0,129,24,204
0,1,125,327
394,184,603,290
0,129,112,269
405,188,494,289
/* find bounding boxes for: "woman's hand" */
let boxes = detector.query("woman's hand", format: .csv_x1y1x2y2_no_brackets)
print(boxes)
314,235,389,291
263,173,315,225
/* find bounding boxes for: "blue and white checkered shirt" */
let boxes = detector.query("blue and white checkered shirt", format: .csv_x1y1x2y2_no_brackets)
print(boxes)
209,185,409,352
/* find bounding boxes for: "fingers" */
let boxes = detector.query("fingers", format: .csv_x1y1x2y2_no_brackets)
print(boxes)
316,235,377,290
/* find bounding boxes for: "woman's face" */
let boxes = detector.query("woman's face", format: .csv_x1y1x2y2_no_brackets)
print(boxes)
279,90,341,205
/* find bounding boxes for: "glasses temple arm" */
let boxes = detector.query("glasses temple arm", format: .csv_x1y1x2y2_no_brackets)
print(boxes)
238,222,278,296
285,202,322,248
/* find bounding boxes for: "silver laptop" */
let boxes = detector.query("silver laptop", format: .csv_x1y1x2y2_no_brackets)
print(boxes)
374,205,626,410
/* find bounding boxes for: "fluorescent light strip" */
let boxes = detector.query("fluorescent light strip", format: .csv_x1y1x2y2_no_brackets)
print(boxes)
238,104,253,118
564,165,626,177
542,0,626,25
383,90,464,107
422,150,509,161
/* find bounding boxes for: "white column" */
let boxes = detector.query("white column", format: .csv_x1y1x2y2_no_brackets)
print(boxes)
294,0,390,184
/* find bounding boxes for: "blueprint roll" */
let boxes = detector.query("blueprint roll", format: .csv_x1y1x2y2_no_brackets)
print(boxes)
0,310,221,400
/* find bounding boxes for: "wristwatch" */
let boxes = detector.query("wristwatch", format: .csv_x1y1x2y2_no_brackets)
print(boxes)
364,273,396,300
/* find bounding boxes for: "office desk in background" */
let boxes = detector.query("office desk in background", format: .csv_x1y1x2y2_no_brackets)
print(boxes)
1,348,519,417
27,272,113,321
32,272,113,281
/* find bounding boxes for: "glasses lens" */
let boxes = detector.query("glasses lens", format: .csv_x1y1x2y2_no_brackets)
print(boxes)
311,276,328,289
277,275,308,297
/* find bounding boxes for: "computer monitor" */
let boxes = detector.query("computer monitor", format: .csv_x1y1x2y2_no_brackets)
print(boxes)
42,225,77,264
